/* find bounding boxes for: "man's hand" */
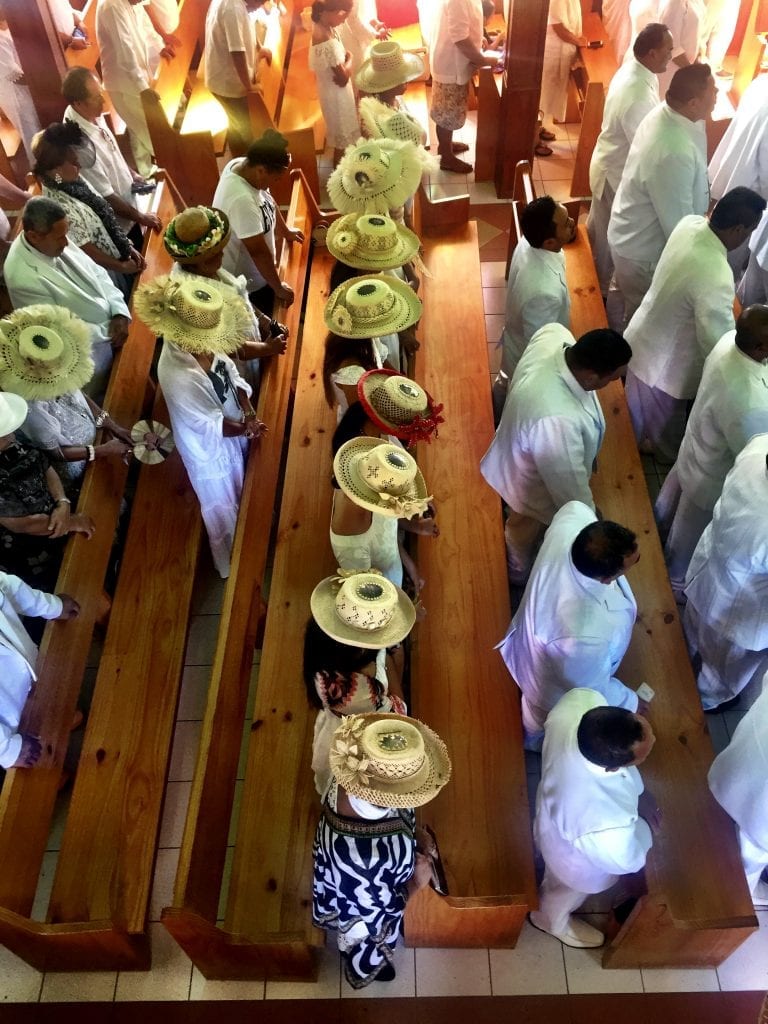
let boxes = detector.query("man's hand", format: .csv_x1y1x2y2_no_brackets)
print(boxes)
275,281,295,305
638,791,662,835
282,226,304,245
108,314,131,349
259,46,273,65
14,734,42,768
139,212,162,233
56,594,81,620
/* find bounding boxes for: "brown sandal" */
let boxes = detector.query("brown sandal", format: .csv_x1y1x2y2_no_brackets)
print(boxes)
534,142,553,157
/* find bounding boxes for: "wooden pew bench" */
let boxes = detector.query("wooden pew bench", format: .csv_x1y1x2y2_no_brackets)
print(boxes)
64,0,99,72
569,13,619,198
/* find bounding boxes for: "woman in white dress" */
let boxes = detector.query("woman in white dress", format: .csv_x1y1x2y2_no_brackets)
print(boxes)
309,0,361,165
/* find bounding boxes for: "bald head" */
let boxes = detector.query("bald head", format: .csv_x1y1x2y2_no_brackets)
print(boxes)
735,305,768,360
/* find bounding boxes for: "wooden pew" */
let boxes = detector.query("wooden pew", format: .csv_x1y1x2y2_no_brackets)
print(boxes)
64,0,99,71
569,14,618,199
504,159,535,275
0,175,183,971
475,66,503,182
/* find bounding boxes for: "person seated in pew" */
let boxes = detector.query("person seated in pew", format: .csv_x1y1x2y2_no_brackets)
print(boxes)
530,688,659,949
4,197,132,403
739,207,768,308
304,568,411,794
356,41,427,148
624,187,765,464
313,707,450,987
0,565,80,771
325,332,390,418
213,129,305,314
309,0,361,167
134,274,265,579
493,195,574,420
709,670,768,906
327,137,430,226
0,306,133,502
683,433,768,713
497,501,643,751
655,305,768,598
480,323,631,584
0,393,96,594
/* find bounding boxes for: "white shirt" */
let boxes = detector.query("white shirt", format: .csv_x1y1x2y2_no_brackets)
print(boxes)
480,324,605,523
608,103,709,264
589,58,661,199
535,688,653,893
204,0,256,98
624,215,734,399
213,158,277,291
500,239,570,379
96,0,162,94
149,0,180,34
64,105,136,225
498,502,639,736
47,0,77,34
685,434,768,650
709,73,768,201
0,573,62,769
547,0,581,34
429,0,483,85
676,331,768,511
655,0,706,95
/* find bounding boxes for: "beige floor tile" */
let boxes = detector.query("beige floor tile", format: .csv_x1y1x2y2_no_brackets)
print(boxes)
490,922,567,995
430,167,469,185
168,720,203,782
149,846,181,922
475,219,503,248
641,966,720,992
717,911,768,991
487,341,502,375
115,923,192,1001
563,939,643,994
545,181,575,202
31,851,58,922
41,971,117,1002
189,969,265,1001
265,943,341,999
481,260,508,288
469,181,509,205
0,944,42,1002
158,781,192,848
482,286,506,315
185,614,221,667
342,945,416,998
177,665,210,721
414,947,491,997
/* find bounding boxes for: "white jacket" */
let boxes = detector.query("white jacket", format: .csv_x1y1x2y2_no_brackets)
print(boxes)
624,215,735,400
480,324,605,523
709,74,768,201
96,0,162,94
535,688,653,893
685,434,768,650
497,502,639,736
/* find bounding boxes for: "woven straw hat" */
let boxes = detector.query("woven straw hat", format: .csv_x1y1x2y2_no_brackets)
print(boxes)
358,368,443,445
0,391,28,436
327,138,427,215
327,213,420,271
359,96,427,146
355,41,425,94
324,274,422,339
0,305,95,401
329,712,451,809
311,569,416,649
164,206,231,265
134,274,255,355
333,436,430,518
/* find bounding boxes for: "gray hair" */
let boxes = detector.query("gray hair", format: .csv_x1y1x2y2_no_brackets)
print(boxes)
22,196,67,234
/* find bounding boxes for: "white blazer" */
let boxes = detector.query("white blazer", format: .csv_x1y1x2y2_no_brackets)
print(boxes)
709,73,768,200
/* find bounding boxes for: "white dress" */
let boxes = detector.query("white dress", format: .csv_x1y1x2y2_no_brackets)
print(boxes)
330,491,402,586
0,29,41,163
308,32,360,150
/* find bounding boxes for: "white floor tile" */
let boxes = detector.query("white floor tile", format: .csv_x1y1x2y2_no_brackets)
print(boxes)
414,947,491,997
41,971,117,1002
149,846,181,923
31,851,58,922
168,720,203,782
190,969,265,1000
158,781,192,848
490,922,567,995
185,614,221,666
115,923,192,1001
0,944,42,1002
342,945,416,998
717,910,768,991
641,966,719,992
177,666,210,721
265,942,340,999
469,181,508,204
563,915,643,994
545,181,575,202
480,260,508,288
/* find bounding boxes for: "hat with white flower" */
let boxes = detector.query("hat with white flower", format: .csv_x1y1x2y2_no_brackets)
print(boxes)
164,206,231,265
327,212,421,271
327,138,429,215
324,274,422,339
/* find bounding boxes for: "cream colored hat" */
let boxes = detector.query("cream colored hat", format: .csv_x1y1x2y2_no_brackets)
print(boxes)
355,41,425,94
327,138,427,215
359,96,427,146
324,274,422,339
134,274,255,355
333,436,430,518
326,212,421,271
164,206,230,265
0,391,28,436
310,569,416,649
358,368,443,445
329,712,451,809
0,304,94,401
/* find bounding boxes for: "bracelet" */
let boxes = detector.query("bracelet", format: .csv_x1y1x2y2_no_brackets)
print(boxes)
95,410,109,428
55,497,71,506
86,444,96,462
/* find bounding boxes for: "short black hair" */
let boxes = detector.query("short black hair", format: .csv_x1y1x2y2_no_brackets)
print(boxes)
22,195,67,233
666,63,712,106
331,400,372,458
577,706,644,769
633,22,670,58
571,520,638,579
710,187,766,231
569,329,632,376
735,304,768,353
245,129,291,172
520,196,558,249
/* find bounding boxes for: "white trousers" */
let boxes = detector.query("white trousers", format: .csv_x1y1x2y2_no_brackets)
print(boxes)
610,253,655,327
109,89,154,175
739,828,768,897
587,182,615,298
655,468,713,594
534,867,593,935
540,32,576,123
624,369,688,464
737,252,768,307
683,602,768,710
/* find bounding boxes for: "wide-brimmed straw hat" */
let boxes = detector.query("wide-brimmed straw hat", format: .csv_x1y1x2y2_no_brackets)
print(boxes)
133,274,254,355
324,274,422,339
164,206,231,265
311,568,416,649
329,712,451,809
327,138,427,215
358,368,443,445
0,304,94,401
355,40,425,94
327,213,420,271
333,436,430,518
0,391,28,436
359,96,427,146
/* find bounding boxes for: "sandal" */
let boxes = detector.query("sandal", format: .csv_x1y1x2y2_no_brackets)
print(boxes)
439,156,473,173
534,142,553,157
539,128,556,141
452,141,470,153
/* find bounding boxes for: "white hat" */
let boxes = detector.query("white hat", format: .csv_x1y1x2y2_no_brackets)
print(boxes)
359,96,427,146
354,41,425,94
0,391,28,436
333,436,430,517
310,569,416,649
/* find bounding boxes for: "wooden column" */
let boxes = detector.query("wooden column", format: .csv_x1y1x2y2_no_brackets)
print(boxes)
4,0,68,127
494,0,549,197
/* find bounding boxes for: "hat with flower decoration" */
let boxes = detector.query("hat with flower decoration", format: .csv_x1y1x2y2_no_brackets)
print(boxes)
163,206,231,265
358,368,443,445
324,274,422,339
310,568,416,649
326,212,421,271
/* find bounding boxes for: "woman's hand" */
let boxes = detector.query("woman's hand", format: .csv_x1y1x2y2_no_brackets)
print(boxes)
47,503,71,538
139,212,163,233
98,437,133,461
261,333,288,357
275,280,295,305
244,418,268,441
282,226,305,245
332,63,350,87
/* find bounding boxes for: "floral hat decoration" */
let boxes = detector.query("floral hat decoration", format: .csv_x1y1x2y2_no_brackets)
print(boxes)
358,368,443,445
163,206,231,265
324,274,422,339
327,138,430,215
326,212,421,272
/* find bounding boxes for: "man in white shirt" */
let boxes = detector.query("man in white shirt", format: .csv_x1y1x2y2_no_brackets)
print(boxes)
624,187,765,463
709,74,768,202
607,63,716,324
657,305,768,595
530,688,658,948
480,323,632,582
587,23,672,297
497,501,641,749
95,0,169,175
684,434,768,711
654,0,706,97
4,197,131,400
740,208,768,307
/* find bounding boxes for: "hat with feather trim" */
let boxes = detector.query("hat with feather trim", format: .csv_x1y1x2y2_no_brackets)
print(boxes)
359,96,427,146
327,138,429,215
0,304,94,400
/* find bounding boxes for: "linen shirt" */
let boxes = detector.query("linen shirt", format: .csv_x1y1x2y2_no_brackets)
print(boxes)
480,324,605,523
149,0,180,34
213,158,277,291
547,0,581,34
500,239,570,379
709,73,768,201
429,0,484,85
204,0,256,98
64,105,135,223
607,103,709,264
498,502,639,735
624,215,734,399
96,0,162,94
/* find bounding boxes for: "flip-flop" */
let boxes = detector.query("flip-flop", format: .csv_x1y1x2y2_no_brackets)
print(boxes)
534,143,553,157
452,141,470,153
539,128,556,141
439,157,473,173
